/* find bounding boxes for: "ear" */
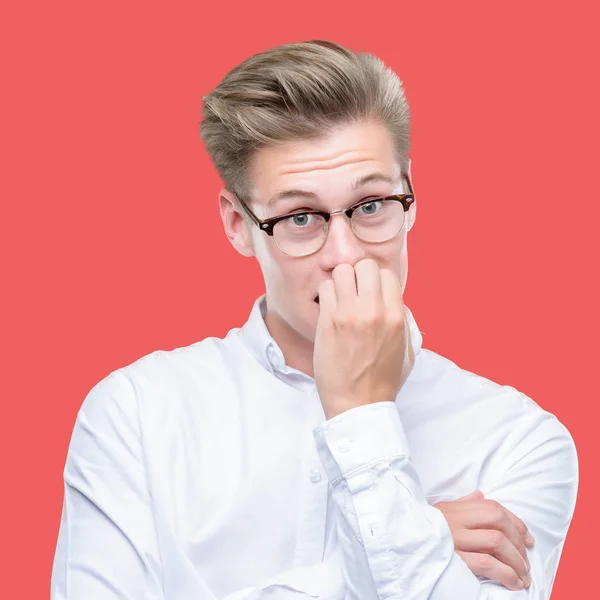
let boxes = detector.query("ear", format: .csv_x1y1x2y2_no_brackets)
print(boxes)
218,188,255,258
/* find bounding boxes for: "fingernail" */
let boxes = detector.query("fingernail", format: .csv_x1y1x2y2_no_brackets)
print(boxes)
526,533,535,545
526,558,531,572
517,580,524,590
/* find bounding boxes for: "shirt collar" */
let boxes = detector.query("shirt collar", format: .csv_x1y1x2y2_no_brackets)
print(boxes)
238,294,423,378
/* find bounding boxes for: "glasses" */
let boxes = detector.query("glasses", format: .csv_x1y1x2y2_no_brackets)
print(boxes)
236,173,416,257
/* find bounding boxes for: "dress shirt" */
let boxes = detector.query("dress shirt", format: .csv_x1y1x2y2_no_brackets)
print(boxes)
50,295,578,599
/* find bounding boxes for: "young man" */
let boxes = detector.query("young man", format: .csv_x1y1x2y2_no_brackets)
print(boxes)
51,40,578,599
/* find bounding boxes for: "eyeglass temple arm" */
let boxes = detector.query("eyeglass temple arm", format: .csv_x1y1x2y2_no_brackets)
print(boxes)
236,196,263,225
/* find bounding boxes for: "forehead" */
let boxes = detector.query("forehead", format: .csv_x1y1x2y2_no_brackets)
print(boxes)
248,121,401,204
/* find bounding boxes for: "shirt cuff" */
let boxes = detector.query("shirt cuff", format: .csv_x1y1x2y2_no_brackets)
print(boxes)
312,401,410,484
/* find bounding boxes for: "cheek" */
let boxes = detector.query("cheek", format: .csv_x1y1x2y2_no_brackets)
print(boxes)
367,235,408,269
254,241,299,292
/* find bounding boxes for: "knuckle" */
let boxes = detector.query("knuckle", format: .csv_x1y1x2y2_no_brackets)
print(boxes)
363,311,384,327
333,313,352,328
518,522,529,537
487,530,506,550
388,313,405,330
320,320,335,333
485,499,502,513
476,554,494,573
506,572,523,590
504,569,521,591
487,505,507,526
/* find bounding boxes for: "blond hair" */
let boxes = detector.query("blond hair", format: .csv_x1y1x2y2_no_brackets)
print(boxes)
199,40,411,200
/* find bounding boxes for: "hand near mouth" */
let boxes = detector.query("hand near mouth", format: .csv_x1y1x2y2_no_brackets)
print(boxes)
313,258,414,420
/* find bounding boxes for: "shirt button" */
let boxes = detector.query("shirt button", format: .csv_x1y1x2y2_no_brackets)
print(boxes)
337,438,351,453
267,345,282,369
309,469,322,483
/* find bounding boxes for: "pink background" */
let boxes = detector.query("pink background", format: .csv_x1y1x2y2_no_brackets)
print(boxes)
1,1,598,597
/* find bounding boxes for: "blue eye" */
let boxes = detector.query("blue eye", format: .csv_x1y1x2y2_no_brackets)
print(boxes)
358,201,383,215
290,214,312,227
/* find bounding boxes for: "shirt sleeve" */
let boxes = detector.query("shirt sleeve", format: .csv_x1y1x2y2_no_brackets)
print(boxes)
50,370,166,600
50,371,340,600
312,400,578,600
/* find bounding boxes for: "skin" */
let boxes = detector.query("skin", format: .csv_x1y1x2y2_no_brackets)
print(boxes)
434,491,534,591
219,120,413,377
218,119,533,590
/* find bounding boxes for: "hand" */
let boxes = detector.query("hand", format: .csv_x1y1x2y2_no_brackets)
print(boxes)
433,491,535,591
313,259,414,420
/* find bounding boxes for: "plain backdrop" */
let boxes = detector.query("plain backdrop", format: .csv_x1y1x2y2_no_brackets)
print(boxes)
1,1,598,598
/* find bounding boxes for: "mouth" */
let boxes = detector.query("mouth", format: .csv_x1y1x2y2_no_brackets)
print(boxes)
314,295,320,305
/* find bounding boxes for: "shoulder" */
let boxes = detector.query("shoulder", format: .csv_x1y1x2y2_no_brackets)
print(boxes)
121,333,238,391
416,348,568,423
76,331,246,431
412,348,578,473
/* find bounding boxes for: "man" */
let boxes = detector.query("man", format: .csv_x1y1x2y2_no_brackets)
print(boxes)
51,40,578,599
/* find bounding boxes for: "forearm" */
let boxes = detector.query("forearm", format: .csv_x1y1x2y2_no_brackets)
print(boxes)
313,402,540,599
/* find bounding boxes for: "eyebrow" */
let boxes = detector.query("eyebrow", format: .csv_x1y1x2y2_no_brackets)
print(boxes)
266,172,398,209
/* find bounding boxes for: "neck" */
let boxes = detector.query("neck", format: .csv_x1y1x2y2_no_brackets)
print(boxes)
263,306,316,378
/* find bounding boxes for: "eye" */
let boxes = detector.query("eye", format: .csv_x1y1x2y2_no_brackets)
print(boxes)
356,200,383,215
289,213,314,227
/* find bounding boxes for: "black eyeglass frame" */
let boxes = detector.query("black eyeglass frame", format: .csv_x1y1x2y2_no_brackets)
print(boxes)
235,172,416,237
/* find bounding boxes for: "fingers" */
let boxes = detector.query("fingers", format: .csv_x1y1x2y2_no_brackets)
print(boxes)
434,493,535,592
452,492,534,550
454,529,530,589
380,268,402,313
503,505,535,548
354,259,382,311
456,551,529,592
332,263,357,313
379,268,406,338
317,279,336,321
329,259,403,320
465,502,530,567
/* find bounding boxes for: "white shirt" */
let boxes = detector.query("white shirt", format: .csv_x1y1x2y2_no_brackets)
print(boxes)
50,295,578,599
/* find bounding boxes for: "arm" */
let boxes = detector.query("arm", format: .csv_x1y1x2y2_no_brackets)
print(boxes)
51,371,334,600
51,371,165,600
312,400,578,600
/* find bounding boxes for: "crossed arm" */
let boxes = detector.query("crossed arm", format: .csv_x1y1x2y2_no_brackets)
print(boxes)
312,400,578,599
51,371,578,599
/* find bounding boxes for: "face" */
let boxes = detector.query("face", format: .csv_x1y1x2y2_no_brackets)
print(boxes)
219,120,416,366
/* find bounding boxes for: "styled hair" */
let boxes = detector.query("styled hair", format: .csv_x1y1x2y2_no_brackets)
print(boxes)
199,40,411,200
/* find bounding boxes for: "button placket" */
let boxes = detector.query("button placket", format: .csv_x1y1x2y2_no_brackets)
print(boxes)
292,405,329,568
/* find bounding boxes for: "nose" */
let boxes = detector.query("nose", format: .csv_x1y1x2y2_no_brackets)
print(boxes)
318,213,366,271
